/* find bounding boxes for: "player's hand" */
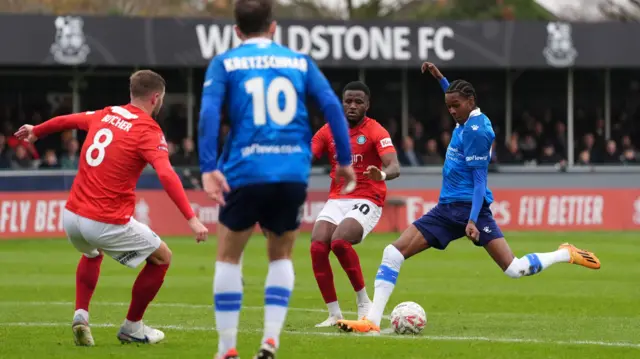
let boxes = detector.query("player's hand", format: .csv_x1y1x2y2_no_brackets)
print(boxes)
335,165,356,194
14,124,38,143
465,221,480,242
188,217,208,243
364,165,386,181
202,170,230,205
421,62,444,80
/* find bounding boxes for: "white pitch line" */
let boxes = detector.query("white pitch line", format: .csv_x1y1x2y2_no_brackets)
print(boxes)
1,321,639,349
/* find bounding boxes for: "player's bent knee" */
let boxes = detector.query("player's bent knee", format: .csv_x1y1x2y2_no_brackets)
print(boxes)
149,242,172,266
504,257,528,279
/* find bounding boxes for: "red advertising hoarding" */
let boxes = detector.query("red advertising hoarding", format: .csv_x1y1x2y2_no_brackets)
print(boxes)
1,189,639,238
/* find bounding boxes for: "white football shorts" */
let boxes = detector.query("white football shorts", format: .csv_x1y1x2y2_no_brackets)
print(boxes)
63,209,162,268
315,199,382,239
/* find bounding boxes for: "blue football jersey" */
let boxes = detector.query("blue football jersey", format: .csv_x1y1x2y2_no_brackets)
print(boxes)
439,108,494,204
198,38,351,188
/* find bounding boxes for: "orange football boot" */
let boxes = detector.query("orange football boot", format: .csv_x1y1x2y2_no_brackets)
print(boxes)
214,348,239,359
559,243,601,269
336,317,380,333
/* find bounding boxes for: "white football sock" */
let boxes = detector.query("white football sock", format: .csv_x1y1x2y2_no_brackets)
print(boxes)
504,249,570,278
368,245,405,326
326,301,342,318
214,261,243,355
73,309,89,323
356,288,370,304
263,259,294,348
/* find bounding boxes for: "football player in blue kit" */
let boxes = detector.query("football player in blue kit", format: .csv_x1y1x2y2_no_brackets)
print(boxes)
198,0,356,357
337,62,601,334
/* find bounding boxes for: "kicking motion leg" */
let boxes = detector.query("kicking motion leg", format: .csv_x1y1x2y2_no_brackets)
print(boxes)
331,218,370,319
310,220,342,327
484,238,600,278
213,226,253,359
337,225,430,333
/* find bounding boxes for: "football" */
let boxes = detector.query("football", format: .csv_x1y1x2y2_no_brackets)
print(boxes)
389,301,427,335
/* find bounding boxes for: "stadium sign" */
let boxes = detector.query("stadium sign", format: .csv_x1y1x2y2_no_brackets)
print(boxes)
1,14,640,68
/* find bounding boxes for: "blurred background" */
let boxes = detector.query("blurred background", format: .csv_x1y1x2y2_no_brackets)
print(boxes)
0,0,639,188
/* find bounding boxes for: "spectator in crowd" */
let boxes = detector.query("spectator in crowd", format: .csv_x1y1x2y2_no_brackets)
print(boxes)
601,140,619,164
61,139,80,169
538,143,564,165
0,134,11,169
577,150,591,166
11,145,34,169
171,137,198,167
621,135,633,150
552,121,567,156
421,138,443,165
579,133,599,163
398,136,423,167
621,147,638,165
167,140,177,158
439,131,451,155
518,134,538,161
39,149,60,169
501,135,524,164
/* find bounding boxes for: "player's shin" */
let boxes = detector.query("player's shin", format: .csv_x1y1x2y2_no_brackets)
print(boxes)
263,259,294,349
74,253,104,323
125,262,170,328
504,249,570,278
310,241,341,317
214,261,243,356
369,244,405,326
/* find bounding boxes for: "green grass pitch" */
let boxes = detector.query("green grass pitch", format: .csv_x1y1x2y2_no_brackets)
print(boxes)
0,232,639,358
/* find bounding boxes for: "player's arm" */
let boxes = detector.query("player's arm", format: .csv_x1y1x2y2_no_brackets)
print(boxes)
198,56,227,174
15,111,96,142
372,129,400,181
311,127,328,163
140,130,196,221
421,62,450,92
462,126,492,224
306,58,351,166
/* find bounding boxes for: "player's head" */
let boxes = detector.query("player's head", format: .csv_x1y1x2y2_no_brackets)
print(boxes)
234,0,277,40
342,81,370,125
444,80,477,124
129,70,166,117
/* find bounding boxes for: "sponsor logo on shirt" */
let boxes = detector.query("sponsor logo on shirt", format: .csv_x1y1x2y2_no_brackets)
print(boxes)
466,155,488,162
379,137,393,148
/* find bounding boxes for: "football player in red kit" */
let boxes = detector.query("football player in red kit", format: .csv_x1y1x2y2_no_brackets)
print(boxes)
15,70,208,346
310,81,400,327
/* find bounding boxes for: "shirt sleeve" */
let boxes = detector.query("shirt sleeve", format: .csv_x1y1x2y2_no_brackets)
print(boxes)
138,126,170,164
311,127,328,160
374,126,396,157
33,110,97,138
198,56,227,173
462,126,492,168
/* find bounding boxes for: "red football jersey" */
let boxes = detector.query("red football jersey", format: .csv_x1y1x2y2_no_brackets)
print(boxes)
312,117,396,207
36,105,170,225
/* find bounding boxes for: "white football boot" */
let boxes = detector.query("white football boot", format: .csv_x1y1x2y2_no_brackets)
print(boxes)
117,321,165,344
72,314,95,346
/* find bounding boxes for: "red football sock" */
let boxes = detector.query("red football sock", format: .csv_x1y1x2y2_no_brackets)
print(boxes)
75,254,104,311
331,239,365,292
310,241,337,304
126,262,170,322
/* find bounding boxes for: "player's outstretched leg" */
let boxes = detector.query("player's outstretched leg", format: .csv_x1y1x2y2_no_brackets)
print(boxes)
484,239,601,279
117,242,171,344
213,226,252,359
331,218,371,319
72,252,104,346
310,221,342,327
337,225,429,333
254,229,296,359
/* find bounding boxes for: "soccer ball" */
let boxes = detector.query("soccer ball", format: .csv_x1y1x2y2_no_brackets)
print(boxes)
389,301,427,335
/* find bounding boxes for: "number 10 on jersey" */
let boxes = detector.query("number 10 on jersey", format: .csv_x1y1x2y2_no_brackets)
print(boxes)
245,76,297,126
